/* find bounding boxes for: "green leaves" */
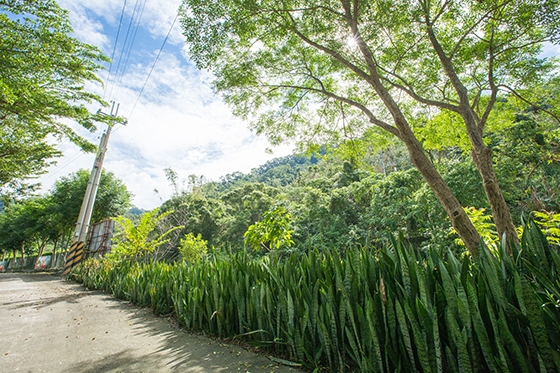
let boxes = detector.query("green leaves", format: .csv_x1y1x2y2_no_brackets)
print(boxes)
0,0,118,193
112,208,183,261
73,217,560,372
533,211,560,246
244,205,294,252
179,0,560,253
178,232,208,262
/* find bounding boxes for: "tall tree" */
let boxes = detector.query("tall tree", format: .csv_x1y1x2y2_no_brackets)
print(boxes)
0,121,60,196
49,169,133,246
180,0,560,255
0,0,118,196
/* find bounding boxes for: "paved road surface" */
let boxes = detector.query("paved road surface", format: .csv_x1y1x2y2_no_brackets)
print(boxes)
0,272,300,373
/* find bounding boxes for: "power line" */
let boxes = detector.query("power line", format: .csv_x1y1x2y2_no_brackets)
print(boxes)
33,2,136,189
113,0,148,100
38,3,178,185
36,136,101,185
103,0,128,100
128,12,179,120
36,151,88,185
107,0,142,101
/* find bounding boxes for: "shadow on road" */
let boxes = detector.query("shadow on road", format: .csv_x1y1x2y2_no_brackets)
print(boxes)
0,272,298,373
68,282,292,372
1,272,90,311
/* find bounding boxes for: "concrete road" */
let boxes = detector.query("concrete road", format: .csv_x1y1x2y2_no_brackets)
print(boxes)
0,272,301,373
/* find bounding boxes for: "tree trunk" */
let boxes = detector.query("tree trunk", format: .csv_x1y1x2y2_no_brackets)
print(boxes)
396,119,482,256
35,240,47,267
38,240,46,257
424,21,519,254
63,230,72,256
52,239,59,268
355,51,482,255
460,108,519,253
340,15,482,255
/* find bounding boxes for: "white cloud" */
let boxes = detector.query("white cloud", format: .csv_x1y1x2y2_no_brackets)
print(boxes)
57,0,119,50
67,10,110,49
37,31,294,211
541,42,560,58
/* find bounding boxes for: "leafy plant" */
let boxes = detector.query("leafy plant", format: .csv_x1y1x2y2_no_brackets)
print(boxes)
178,233,208,262
244,206,294,252
453,208,560,251
72,219,560,372
111,208,183,261
0,0,124,196
534,211,560,245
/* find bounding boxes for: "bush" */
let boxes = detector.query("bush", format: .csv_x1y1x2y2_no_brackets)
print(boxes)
178,233,208,262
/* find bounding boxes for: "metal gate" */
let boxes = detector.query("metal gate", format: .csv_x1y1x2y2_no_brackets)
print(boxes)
85,218,115,258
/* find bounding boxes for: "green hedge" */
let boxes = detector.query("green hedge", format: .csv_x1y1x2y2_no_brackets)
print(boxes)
70,220,560,372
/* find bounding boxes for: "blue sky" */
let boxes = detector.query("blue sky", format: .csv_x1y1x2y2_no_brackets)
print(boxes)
35,1,560,211
36,0,293,210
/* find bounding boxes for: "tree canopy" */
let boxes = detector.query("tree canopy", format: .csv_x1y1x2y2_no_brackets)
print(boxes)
180,0,560,255
0,169,132,258
49,169,133,237
0,0,117,196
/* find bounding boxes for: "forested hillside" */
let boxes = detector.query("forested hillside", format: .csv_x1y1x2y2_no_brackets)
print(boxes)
146,112,559,260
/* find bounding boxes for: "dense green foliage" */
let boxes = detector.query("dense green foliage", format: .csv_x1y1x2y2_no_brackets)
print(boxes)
0,0,120,196
146,121,559,256
244,205,294,252
111,209,182,261
71,220,560,372
0,169,131,259
179,0,560,252
178,233,208,262
213,154,320,192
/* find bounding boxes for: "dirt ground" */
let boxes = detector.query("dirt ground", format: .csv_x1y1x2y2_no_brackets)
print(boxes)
0,272,302,373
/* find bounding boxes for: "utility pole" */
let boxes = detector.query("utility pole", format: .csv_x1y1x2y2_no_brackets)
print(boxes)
62,102,121,276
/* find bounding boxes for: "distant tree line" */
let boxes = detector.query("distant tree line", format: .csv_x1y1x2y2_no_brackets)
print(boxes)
147,110,559,259
0,170,131,261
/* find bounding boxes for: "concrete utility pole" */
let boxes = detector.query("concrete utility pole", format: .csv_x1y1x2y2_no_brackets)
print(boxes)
62,102,121,276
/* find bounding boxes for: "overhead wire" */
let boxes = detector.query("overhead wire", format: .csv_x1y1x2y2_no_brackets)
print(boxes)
113,0,148,100
37,153,86,184
40,0,129,186
102,0,128,100
128,12,179,120
41,0,179,183
36,135,101,185
107,0,142,101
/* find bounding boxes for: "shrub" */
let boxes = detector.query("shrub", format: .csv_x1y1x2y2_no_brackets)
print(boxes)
178,233,208,262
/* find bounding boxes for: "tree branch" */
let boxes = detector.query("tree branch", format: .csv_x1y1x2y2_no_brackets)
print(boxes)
376,66,461,112
271,5,346,18
479,26,498,131
264,83,401,139
285,14,373,86
431,0,451,25
499,84,560,125
448,0,515,59
494,39,550,57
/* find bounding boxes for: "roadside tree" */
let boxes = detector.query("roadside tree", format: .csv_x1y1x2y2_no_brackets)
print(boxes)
180,0,559,256
49,169,132,249
0,0,120,197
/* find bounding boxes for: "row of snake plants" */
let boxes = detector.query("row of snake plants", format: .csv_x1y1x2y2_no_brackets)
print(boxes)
70,220,560,372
